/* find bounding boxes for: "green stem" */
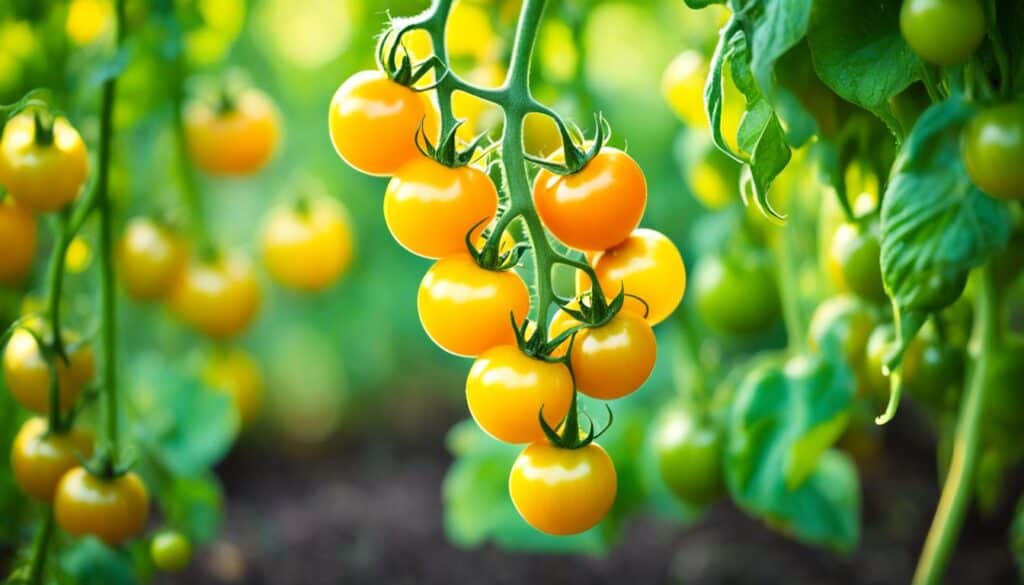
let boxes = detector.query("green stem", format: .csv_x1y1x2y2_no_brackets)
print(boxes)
170,67,214,257
96,0,126,464
771,228,806,351
911,264,998,585
26,508,55,585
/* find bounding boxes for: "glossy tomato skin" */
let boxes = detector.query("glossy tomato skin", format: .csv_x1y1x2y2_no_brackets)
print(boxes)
0,198,37,285
185,88,280,176
384,157,498,259
0,113,88,212
11,417,93,501
962,102,1024,200
509,442,617,535
466,345,573,444
117,217,186,301
827,222,886,304
900,0,985,66
417,255,530,357
151,530,192,573
262,197,354,291
329,70,436,176
654,406,725,507
571,311,656,400
55,468,149,546
168,253,261,339
694,253,780,336
201,347,264,428
3,327,95,413
588,229,686,325
533,148,646,251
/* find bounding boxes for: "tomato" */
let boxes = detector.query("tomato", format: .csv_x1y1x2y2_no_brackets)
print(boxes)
827,222,886,304
150,530,192,573
0,197,37,285
962,102,1024,201
329,70,437,176
201,346,263,427
900,0,985,66
694,252,780,336
54,467,149,546
587,229,686,325
653,406,724,507
117,217,186,301
417,254,530,357
11,417,93,501
465,345,573,444
533,147,647,251
508,442,617,535
185,88,280,176
3,327,95,414
865,324,964,409
808,295,878,382
168,252,261,339
385,157,499,259
262,197,354,291
569,311,656,400
0,112,88,212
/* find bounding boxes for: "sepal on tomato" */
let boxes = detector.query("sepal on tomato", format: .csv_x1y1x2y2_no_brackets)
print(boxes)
525,112,610,176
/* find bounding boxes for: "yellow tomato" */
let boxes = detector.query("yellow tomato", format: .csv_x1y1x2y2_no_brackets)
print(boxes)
185,88,280,176
570,311,657,400
262,197,354,291
117,218,186,301
3,327,95,414
55,468,149,546
11,417,93,501
0,112,88,212
509,442,617,535
0,197,37,285
202,346,264,427
588,229,686,325
168,252,261,339
66,0,114,45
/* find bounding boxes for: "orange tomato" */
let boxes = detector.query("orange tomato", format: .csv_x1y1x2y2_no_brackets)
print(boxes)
185,88,280,176
168,252,261,339
261,197,354,291
11,417,93,501
117,217,186,301
0,112,88,212
588,228,686,325
0,197,37,285
55,468,149,546
3,327,95,414
570,311,656,400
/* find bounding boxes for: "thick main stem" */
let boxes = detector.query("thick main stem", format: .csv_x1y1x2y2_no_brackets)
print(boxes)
911,265,998,585
26,509,55,585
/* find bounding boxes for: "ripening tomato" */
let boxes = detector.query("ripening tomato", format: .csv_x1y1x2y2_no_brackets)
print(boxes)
654,406,725,507
329,70,438,176
11,417,93,501
570,311,656,400
202,346,264,427
117,217,186,301
900,0,985,66
509,442,617,535
385,157,499,258
466,345,573,444
0,112,88,212
55,468,149,546
417,254,530,357
3,327,95,413
962,102,1024,200
533,148,647,251
827,222,886,304
0,197,37,285
587,229,686,325
185,88,279,176
168,252,261,339
262,197,354,291
694,252,780,336
151,530,192,573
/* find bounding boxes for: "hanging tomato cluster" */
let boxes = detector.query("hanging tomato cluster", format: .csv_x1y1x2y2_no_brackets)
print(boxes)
328,7,686,535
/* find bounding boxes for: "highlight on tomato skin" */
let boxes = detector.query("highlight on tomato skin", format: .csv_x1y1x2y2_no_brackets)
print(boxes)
0,112,89,213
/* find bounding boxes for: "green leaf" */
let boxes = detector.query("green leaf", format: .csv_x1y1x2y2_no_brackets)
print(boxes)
806,0,919,123
880,97,1010,361
61,539,137,585
748,0,812,99
705,19,745,163
162,474,224,544
128,354,238,477
726,354,859,553
683,0,725,8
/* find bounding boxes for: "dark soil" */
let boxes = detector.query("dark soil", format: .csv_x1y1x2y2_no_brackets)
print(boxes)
163,399,1020,585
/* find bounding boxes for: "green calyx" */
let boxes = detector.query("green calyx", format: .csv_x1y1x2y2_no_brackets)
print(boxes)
509,314,569,363
377,27,442,89
32,110,55,147
417,118,488,168
465,220,525,271
560,284,629,329
526,113,610,175
80,442,136,480
538,397,613,450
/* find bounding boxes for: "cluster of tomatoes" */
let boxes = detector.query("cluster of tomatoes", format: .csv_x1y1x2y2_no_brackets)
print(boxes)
328,27,685,534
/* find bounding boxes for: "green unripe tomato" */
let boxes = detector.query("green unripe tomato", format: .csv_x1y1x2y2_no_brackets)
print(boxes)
694,252,780,336
900,0,985,66
962,102,1024,201
808,295,878,386
151,530,192,573
653,406,725,508
864,324,964,409
827,222,887,305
